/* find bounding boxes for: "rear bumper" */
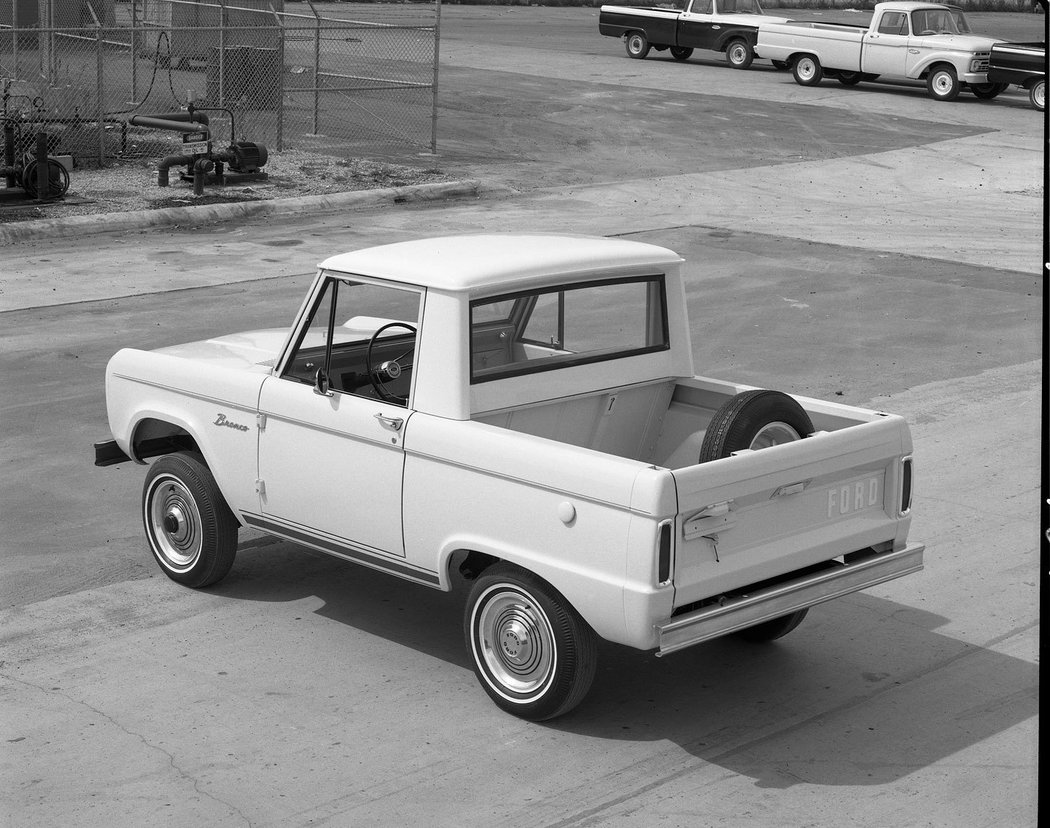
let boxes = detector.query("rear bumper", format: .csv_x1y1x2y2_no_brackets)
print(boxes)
656,542,924,655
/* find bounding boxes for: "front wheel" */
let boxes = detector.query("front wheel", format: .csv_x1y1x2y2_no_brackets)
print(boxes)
625,31,650,60
725,38,754,70
1030,79,1045,111
792,54,823,86
926,65,960,101
143,452,238,588
670,46,693,61
465,564,598,721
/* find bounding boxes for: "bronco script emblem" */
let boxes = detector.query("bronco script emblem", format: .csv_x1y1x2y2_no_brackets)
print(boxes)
214,413,250,432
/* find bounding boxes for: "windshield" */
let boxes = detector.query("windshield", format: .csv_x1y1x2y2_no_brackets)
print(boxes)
911,7,970,35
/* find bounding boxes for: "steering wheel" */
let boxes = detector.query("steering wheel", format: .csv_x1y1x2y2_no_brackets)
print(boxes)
365,322,417,404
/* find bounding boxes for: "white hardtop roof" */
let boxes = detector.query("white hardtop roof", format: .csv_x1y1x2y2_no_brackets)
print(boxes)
874,1,960,10
317,234,683,294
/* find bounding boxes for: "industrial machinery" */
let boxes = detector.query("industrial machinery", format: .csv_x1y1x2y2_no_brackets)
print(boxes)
127,105,268,195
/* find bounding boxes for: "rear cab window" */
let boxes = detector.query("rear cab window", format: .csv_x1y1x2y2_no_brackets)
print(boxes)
470,275,669,383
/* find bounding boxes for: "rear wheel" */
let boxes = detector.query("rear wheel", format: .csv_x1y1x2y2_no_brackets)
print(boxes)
142,452,238,588
926,65,960,101
970,82,1004,99
699,389,814,463
725,38,754,70
670,46,693,61
736,608,810,641
1030,79,1045,111
465,564,597,721
792,54,823,86
625,31,650,60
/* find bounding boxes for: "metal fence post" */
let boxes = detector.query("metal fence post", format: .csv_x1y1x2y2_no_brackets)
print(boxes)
431,0,441,155
269,4,284,151
218,0,226,106
306,0,321,135
88,4,106,164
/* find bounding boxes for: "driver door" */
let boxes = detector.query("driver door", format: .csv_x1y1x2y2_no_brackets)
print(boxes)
255,274,423,558
862,10,910,76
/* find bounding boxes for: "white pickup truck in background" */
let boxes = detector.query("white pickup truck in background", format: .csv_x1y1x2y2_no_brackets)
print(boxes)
757,1,1000,101
95,234,924,720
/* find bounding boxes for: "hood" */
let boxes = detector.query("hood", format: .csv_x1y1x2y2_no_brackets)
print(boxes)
915,33,997,52
153,329,288,371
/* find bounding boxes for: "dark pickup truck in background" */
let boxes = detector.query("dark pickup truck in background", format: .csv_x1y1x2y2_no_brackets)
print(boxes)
599,0,791,69
988,41,1045,110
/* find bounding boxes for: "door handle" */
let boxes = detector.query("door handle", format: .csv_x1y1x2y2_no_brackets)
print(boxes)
374,413,404,432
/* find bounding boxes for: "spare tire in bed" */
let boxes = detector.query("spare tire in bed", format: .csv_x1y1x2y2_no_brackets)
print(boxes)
698,389,814,463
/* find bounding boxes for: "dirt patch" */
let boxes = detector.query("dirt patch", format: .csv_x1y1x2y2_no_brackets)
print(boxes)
0,150,450,224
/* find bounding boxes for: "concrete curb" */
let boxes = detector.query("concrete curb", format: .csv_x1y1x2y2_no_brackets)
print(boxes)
0,179,491,244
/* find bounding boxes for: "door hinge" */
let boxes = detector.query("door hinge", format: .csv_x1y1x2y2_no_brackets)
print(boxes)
256,413,267,431
255,479,266,497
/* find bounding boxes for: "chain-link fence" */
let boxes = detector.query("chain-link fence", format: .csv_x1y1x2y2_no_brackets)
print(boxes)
0,0,440,167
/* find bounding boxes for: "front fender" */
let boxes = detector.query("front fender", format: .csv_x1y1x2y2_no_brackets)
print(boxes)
104,349,267,517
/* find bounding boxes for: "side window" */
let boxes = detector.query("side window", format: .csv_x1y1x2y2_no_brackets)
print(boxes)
878,12,908,35
690,0,712,14
282,275,422,406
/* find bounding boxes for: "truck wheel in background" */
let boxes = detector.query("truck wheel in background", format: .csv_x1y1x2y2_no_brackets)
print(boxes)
725,38,754,69
772,59,790,71
465,564,598,721
792,54,823,86
142,452,238,588
670,46,694,61
1030,79,1045,111
625,31,650,59
698,390,815,462
736,608,810,641
837,71,862,86
970,82,1004,100
926,65,960,101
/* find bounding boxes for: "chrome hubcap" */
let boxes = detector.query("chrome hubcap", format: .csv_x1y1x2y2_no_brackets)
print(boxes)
148,477,202,572
475,587,555,698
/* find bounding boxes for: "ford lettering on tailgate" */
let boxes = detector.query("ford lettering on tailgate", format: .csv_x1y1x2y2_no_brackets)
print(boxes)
825,473,882,519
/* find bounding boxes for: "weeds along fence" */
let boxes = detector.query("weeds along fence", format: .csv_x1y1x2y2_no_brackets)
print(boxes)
0,0,441,167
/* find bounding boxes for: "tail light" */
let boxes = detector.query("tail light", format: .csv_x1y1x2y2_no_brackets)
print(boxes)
900,457,913,516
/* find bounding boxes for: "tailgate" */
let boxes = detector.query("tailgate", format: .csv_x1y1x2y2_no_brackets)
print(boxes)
669,414,911,608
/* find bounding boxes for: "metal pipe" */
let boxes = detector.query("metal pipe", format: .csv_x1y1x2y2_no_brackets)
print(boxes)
156,154,194,187
3,123,15,188
192,157,214,195
34,131,47,201
128,113,210,134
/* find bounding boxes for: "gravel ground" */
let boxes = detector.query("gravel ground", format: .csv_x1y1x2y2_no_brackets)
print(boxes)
0,149,450,224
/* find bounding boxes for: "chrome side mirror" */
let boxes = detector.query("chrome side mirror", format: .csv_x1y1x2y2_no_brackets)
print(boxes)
314,367,333,397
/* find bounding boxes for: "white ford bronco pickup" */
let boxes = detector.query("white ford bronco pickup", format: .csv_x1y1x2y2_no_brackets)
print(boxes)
96,234,924,720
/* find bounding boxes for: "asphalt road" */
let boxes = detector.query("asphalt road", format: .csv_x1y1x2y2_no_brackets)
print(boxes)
1,6,1042,827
